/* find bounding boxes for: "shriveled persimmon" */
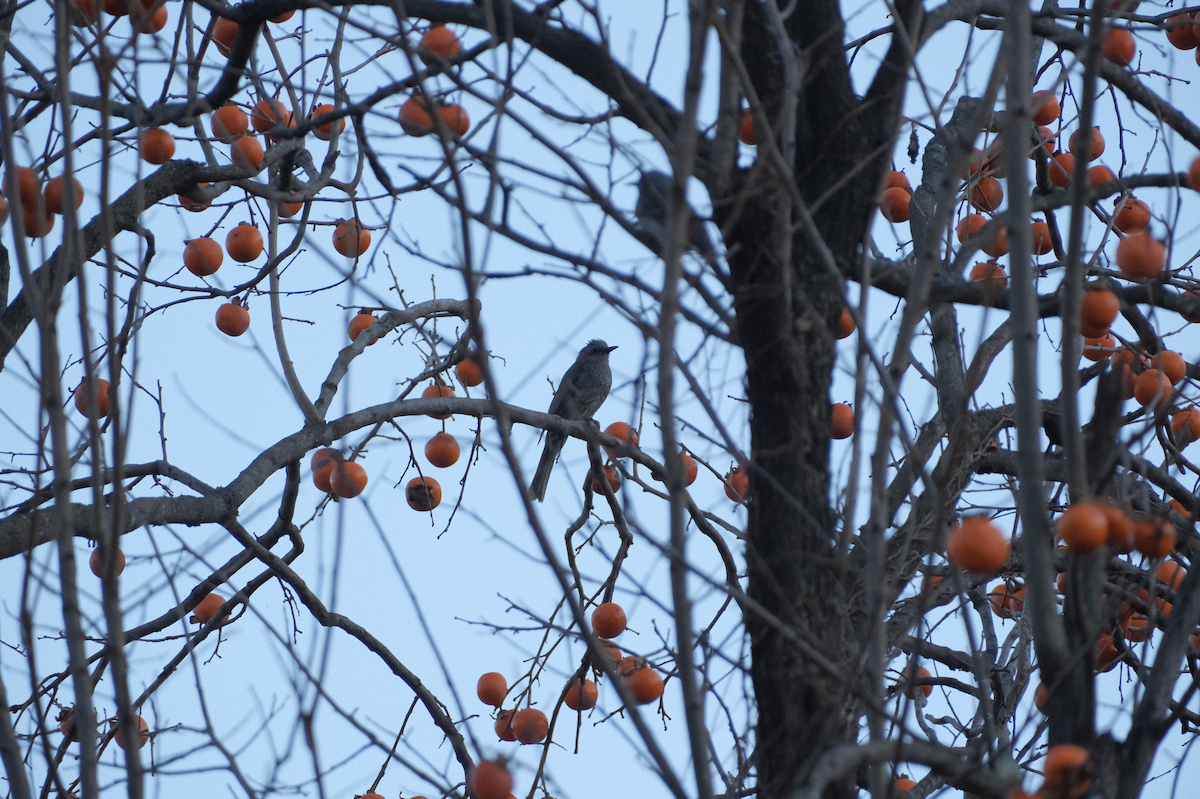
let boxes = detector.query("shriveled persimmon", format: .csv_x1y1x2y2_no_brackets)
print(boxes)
425,432,460,468
592,601,627,638
946,516,1009,574
476,672,507,706
738,109,756,145
406,476,442,511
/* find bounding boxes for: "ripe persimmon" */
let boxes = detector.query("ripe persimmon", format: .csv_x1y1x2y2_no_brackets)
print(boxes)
212,15,240,56
89,546,125,577
73,377,112,418
348,313,377,344
476,672,507,706
438,104,470,138
946,516,1009,575
1031,91,1061,125
988,583,1025,618
70,0,101,25
1031,125,1054,158
1133,518,1175,558
1113,196,1150,233
418,25,462,62
311,448,341,493
130,3,167,33
725,466,749,503
277,199,303,217
1150,350,1186,385
211,104,249,143
230,135,264,170
193,592,229,624
623,664,664,704
139,128,175,164
44,176,83,215
425,432,460,468
251,98,293,136
1048,152,1075,188
831,403,853,439
1171,407,1200,447
511,708,548,744
1102,28,1136,66
1100,504,1135,551
1166,14,1198,50
399,97,434,136
406,476,442,511
880,187,910,223
330,461,368,498
1095,631,1119,672
968,176,1003,212
910,665,932,698
1116,232,1164,279
1042,744,1093,799
333,218,371,257
493,710,517,741
836,307,855,339
1133,368,1173,409
309,104,345,140
1034,682,1050,712
178,182,211,212
1080,290,1120,338
422,383,455,419
956,213,986,243
1058,503,1108,553
456,356,484,387
604,421,638,456
1068,127,1105,160
894,778,916,792
1087,164,1116,186
1083,333,1115,361
592,602,627,638
968,263,1006,287
564,677,598,711
738,109,756,145
1031,220,1053,255
114,715,150,751
592,465,620,493
467,759,513,799
226,224,264,262
215,301,250,337
887,170,910,190
184,237,223,277
9,166,39,204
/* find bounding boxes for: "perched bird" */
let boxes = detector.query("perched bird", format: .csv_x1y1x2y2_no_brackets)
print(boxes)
530,340,617,501
635,171,717,263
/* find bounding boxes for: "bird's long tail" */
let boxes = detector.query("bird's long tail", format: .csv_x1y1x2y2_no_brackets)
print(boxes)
529,434,565,502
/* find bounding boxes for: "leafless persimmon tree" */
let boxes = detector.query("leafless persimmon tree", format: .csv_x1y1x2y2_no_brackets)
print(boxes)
5,1,1200,799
